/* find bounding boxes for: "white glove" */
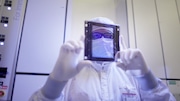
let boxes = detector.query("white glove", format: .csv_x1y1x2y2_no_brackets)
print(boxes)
116,36,149,77
50,38,92,81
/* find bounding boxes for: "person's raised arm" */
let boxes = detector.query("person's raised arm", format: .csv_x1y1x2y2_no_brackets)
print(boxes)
116,35,176,101
29,37,92,101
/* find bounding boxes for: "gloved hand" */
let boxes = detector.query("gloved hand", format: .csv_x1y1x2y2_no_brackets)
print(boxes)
115,36,149,77
50,37,92,81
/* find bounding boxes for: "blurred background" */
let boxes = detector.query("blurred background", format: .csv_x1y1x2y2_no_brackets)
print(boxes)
0,0,179,100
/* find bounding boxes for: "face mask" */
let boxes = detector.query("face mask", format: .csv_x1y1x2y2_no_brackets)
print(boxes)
92,37,113,58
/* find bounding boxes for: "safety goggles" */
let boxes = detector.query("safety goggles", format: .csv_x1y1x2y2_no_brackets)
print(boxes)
92,32,113,40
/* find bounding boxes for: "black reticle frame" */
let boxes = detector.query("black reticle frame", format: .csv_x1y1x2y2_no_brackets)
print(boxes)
84,21,120,61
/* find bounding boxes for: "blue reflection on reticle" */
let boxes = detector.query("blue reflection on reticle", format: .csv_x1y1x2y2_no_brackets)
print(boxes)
92,32,113,40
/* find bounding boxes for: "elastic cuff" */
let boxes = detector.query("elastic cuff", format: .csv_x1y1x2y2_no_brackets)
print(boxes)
135,70,158,91
41,76,67,99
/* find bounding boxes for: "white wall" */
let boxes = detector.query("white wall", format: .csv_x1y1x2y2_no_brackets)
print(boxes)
12,0,68,100
156,0,180,79
16,0,67,73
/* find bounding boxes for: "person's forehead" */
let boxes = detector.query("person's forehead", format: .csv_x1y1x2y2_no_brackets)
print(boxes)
92,26,113,33
93,29,112,33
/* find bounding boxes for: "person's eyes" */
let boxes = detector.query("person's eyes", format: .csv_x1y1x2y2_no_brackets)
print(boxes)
104,33,113,39
92,32,102,39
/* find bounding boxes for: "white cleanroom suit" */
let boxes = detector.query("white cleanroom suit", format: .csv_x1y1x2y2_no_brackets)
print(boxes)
29,17,176,101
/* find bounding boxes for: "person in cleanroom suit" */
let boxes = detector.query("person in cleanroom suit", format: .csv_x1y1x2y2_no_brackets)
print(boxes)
29,17,176,101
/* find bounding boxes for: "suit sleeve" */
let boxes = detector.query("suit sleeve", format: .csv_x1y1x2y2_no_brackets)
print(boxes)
28,76,67,101
136,70,176,101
